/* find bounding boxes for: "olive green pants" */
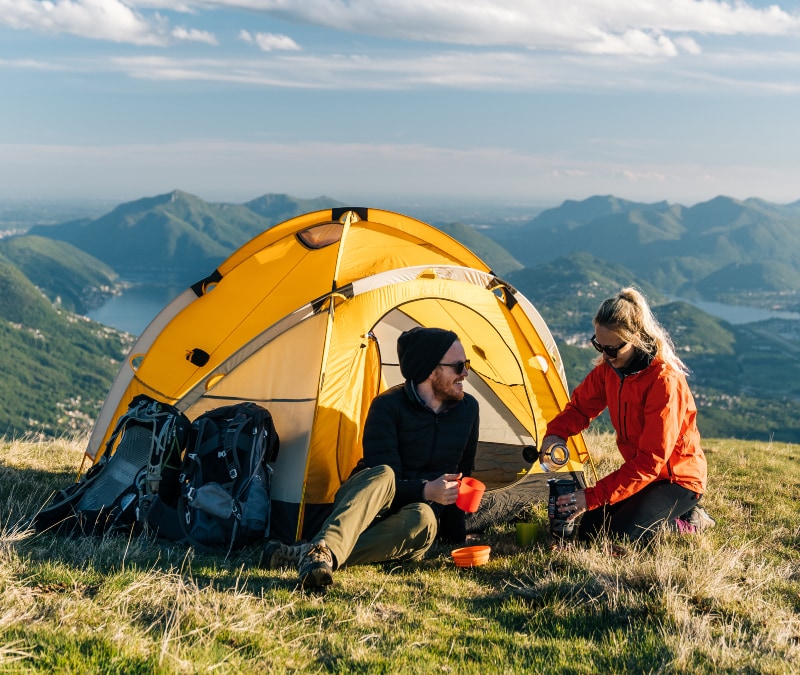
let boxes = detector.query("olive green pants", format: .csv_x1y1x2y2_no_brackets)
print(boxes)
313,465,438,569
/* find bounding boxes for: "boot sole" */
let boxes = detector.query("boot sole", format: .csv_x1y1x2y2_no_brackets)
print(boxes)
301,565,333,590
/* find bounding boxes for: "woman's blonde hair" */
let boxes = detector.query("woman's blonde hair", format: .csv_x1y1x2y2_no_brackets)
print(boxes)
594,287,689,375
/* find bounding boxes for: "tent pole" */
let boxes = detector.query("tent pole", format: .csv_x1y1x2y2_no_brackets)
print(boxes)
295,210,359,541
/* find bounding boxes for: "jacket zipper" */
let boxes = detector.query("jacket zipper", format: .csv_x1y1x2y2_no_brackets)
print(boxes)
430,414,440,464
617,376,627,442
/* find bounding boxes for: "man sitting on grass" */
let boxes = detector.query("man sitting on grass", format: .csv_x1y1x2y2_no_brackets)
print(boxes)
261,326,480,590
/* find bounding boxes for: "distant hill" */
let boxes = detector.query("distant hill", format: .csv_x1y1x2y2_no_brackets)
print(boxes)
27,190,274,282
0,258,131,437
526,195,675,231
506,252,664,340
435,221,523,276
694,261,800,300
652,301,737,356
0,235,118,314
244,194,346,223
488,195,800,308
0,255,54,327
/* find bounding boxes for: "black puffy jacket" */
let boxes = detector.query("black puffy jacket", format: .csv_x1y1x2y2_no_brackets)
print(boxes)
360,381,479,510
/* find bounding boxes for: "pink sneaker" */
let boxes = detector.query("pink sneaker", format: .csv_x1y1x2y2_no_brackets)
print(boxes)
672,518,697,535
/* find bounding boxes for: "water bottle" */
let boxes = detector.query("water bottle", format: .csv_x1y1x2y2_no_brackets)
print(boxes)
547,478,577,539
539,442,570,472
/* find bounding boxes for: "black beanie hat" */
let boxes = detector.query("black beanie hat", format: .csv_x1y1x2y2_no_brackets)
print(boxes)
397,327,459,384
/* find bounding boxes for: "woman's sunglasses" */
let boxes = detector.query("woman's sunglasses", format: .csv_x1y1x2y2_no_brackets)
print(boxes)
590,335,627,358
438,360,471,374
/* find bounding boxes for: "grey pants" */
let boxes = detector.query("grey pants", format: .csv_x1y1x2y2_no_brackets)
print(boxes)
578,479,699,542
313,465,438,569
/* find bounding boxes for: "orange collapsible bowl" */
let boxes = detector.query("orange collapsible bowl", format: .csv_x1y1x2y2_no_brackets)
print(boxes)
451,545,491,568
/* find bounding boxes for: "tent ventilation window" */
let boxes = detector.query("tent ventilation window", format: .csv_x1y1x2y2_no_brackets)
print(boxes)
490,283,518,309
297,223,344,249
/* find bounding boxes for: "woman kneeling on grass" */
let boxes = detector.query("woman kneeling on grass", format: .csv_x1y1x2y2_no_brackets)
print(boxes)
541,287,715,543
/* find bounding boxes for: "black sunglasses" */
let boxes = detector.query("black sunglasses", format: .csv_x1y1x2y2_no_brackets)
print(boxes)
438,360,470,374
590,335,627,358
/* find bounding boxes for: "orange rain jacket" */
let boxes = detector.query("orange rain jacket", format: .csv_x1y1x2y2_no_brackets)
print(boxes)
546,357,707,511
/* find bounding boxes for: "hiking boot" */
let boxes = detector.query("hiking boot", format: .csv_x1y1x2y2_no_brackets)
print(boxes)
680,505,716,533
260,540,310,570
298,540,335,590
598,540,630,558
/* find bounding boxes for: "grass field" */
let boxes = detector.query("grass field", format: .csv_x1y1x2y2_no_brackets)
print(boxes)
1,433,798,674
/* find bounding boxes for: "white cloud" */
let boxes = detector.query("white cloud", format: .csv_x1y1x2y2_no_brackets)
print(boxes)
172,26,218,45
674,36,702,56
128,0,195,10
0,0,216,47
0,57,68,71
239,29,300,51
1,0,798,95
104,52,592,89
0,0,167,45
2,0,798,56
148,0,800,55
98,47,800,95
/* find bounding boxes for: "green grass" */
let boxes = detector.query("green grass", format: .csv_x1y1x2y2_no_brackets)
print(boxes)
1,433,798,673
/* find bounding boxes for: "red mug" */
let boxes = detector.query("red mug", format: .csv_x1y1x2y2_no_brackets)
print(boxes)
455,476,486,513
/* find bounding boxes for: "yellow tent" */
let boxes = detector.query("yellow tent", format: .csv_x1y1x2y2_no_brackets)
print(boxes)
85,207,592,541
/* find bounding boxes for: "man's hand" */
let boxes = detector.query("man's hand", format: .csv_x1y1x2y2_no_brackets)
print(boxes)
423,473,462,505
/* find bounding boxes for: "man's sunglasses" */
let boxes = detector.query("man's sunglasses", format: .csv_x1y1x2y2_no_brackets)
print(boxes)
590,335,627,358
438,360,471,374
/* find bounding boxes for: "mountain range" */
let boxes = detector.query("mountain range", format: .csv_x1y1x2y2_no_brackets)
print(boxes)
3,190,800,442
489,194,800,308
27,190,525,284
26,190,800,310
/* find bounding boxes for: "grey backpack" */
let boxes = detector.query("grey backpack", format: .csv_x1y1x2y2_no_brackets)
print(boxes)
33,394,190,537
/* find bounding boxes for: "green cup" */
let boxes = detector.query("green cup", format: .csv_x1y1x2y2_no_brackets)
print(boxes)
516,521,540,548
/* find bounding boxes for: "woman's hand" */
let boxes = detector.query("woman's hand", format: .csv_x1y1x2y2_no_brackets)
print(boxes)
539,434,566,465
556,489,587,521
423,473,461,505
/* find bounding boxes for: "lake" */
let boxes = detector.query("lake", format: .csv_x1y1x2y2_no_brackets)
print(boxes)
87,282,185,335
668,297,800,325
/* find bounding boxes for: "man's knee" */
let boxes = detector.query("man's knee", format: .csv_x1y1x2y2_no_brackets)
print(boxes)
368,464,395,484
350,464,394,488
341,464,395,502
396,503,438,560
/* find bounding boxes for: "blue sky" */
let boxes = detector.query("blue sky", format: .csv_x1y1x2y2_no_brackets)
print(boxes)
1,0,800,208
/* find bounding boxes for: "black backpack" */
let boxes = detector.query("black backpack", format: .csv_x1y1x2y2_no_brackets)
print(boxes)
33,394,190,536
174,402,280,554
